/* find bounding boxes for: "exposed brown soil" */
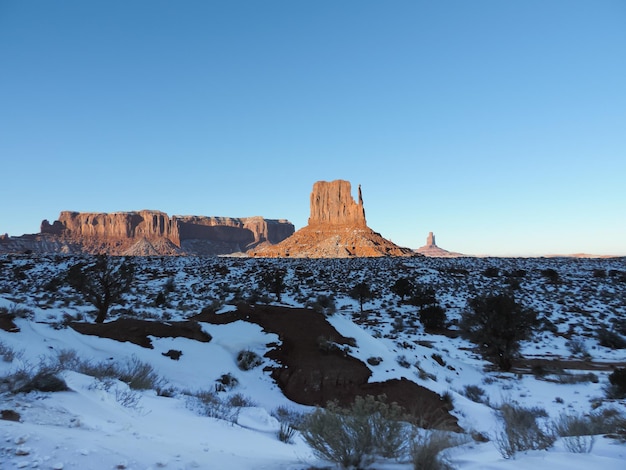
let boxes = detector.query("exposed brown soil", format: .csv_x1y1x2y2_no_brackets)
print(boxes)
0,313,19,333
194,304,458,430
1,409,21,422
65,306,457,429
70,318,211,348
512,356,626,373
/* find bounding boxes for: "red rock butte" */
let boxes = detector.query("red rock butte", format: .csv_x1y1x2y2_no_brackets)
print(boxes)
250,180,414,258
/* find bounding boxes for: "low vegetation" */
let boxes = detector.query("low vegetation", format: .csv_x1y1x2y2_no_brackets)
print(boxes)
1,254,625,468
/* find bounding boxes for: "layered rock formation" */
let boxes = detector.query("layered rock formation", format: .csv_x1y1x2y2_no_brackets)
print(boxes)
415,232,465,258
250,180,414,258
308,180,366,227
1,210,294,256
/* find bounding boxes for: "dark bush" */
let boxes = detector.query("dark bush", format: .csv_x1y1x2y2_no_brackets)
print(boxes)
16,373,69,394
483,267,500,277
349,282,374,314
216,373,239,391
507,269,527,278
67,255,135,323
391,277,414,301
307,294,336,316
236,350,263,371
597,328,626,349
607,368,626,398
419,305,447,331
541,268,559,284
460,293,538,371
463,385,487,404
408,284,437,309
260,268,286,302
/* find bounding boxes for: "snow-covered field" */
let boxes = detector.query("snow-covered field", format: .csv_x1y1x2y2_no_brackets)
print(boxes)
1,254,625,469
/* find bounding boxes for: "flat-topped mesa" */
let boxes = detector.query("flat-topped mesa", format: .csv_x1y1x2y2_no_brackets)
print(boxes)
308,180,366,227
42,210,180,245
33,210,295,255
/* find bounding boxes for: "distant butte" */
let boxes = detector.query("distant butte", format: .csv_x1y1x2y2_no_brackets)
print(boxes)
415,232,465,258
250,180,414,258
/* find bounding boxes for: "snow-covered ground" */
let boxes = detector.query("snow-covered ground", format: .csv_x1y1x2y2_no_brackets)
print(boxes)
1,255,625,469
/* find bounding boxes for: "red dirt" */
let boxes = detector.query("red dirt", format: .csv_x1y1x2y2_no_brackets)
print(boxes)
70,318,211,348
194,303,458,430
0,313,19,333
512,356,626,373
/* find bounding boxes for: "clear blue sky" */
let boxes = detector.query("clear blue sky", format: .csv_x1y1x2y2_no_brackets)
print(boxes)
1,1,625,256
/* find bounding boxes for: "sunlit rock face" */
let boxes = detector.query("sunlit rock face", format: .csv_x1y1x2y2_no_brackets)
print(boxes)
308,180,366,227
1,211,294,256
250,180,414,258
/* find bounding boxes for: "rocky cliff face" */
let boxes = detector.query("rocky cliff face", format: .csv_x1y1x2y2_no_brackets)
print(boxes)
308,180,366,227
251,180,413,258
42,211,180,245
2,210,294,256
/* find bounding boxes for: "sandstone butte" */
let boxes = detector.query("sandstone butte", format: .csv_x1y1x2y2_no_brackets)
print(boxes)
415,232,465,258
249,180,415,258
0,211,294,256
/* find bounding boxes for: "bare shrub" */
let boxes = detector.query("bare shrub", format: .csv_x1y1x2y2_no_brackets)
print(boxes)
410,431,460,470
189,389,240,423
75,359,119,380
553,413,596,453
227,393,255,407
64,353,165,392
0,359,68,394
55,348,82,370
277,422,297,444
495,401,555,458
587,408,626,441
118,356,165,390
8,304,35,320
307,294,337,316
114,388,142,409
272,405,306,429
597,328,626,349
367,356,382,366
300,395,410,469
215,372,239,391
566,338,590,358
397,355,411,368
236,349,263,371
554,372,598,384
0,341,20,362
462,385,487,404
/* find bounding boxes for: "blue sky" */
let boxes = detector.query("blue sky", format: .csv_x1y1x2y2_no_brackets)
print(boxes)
1,1,625,256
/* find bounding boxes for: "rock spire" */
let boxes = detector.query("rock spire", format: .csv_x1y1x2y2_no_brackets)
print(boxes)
415,232,465,258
